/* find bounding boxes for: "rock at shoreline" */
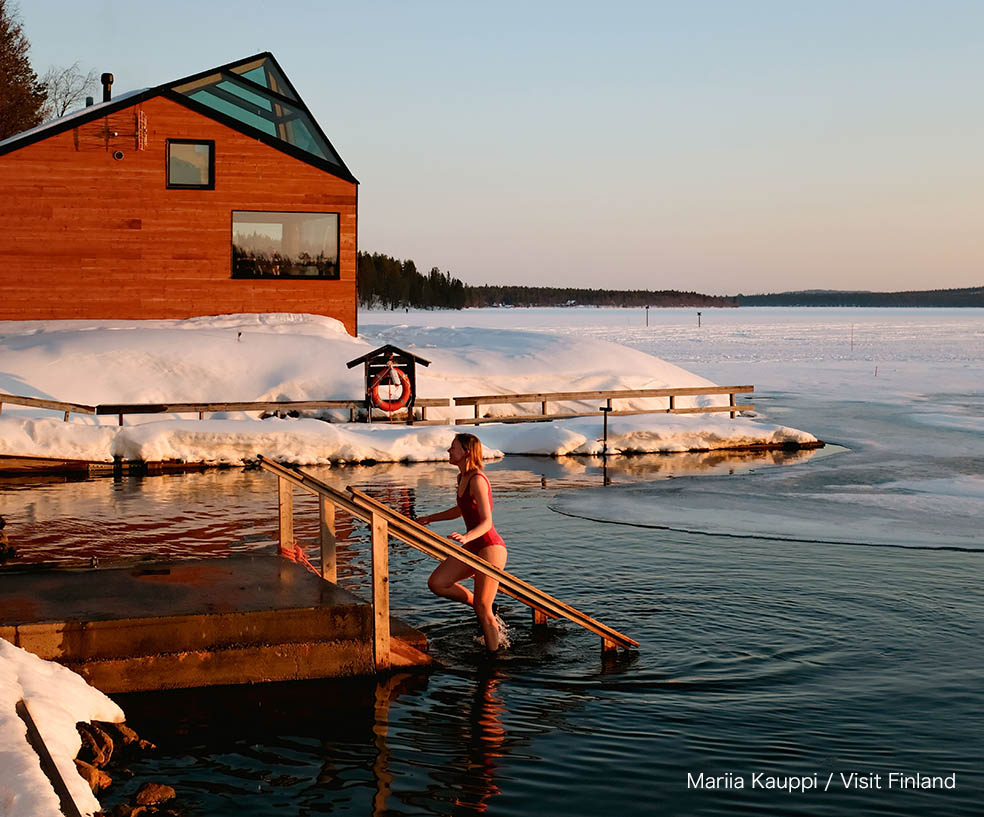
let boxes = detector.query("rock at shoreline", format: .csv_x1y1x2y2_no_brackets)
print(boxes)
135,782,177,805
78,721,115,767
75,758,113,792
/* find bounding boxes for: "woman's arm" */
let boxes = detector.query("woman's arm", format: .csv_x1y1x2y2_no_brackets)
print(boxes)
450,476,493,545
417,505,461,525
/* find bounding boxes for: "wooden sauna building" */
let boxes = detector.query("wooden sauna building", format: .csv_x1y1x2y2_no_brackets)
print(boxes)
0,53,359,334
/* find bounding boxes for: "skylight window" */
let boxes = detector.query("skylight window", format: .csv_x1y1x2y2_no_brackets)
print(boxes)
172,61,341,167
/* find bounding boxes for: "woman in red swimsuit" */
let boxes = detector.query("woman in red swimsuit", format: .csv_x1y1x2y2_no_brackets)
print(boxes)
418,433,508,651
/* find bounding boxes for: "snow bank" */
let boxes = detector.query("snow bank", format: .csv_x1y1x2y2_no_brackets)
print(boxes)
0,639,123,817
0,414,815,466
0,313,817,463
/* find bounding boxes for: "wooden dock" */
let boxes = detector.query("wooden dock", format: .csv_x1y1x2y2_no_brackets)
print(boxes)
0,554,433,693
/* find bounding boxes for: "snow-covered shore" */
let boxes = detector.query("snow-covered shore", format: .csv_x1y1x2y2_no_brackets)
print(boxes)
0,639,123,817
0,314,816,465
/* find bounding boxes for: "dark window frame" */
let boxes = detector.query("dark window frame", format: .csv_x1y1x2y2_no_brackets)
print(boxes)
166,139,216,190
231,209,341,280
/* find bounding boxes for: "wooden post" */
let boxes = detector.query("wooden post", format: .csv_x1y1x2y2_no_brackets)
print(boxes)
118,413,124,426
729,393,736,419
532,608,548,628
474,404,480,419
600,406,611,457
320,496,337,582
198,411,204,420
602,637,619,655
16,700,85,817
541,400,548,416
63,410,70,422
669,395,675,412
278,476,293,552
371,512,391,671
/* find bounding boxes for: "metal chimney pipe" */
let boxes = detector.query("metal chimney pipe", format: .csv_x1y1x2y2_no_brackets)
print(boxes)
101,73,114,103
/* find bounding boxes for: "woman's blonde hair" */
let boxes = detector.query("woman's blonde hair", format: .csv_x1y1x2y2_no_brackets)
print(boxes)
455,433,485,472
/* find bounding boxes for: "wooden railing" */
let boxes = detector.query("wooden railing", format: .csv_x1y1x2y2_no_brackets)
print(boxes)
453,385,755,424
0,392,450,425
94,398,451,425
0,393,95,422
257,455,638,671
1,386,753,428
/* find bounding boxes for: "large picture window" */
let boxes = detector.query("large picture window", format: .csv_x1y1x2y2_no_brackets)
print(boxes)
167,139,214,189
232,211,339,279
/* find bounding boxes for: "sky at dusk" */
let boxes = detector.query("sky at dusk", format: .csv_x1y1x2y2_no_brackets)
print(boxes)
18,0,984,295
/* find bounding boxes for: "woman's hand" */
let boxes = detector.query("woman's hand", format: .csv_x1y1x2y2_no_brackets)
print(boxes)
417,515,432,526
449,531,467,544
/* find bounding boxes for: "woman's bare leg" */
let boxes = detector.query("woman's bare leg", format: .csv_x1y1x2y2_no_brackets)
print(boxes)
472,546,507,651
428,557,475,605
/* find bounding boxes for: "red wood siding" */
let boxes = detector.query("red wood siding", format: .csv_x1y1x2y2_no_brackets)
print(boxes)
0,96,358,335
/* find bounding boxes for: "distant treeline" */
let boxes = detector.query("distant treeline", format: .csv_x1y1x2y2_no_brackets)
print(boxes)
358,252,984,309
358,252,466,309
464,285,736,308
737,287,984,307
357,252,735,309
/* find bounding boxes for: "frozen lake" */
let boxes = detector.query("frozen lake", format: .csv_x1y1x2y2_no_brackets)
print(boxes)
366,307,984,551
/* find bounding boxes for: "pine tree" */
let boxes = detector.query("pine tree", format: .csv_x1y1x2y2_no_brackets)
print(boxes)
0,0,47,141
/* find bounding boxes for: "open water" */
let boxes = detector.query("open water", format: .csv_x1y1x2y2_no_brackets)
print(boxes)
1,308,981,815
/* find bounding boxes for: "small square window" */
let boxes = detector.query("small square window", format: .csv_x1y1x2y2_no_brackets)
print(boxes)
167,139,214,189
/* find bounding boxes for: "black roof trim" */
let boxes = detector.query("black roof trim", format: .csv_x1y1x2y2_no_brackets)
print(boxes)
346,345,432,368
0,51,357,183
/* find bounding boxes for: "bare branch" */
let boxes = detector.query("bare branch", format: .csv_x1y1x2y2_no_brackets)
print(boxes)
39,61,98,120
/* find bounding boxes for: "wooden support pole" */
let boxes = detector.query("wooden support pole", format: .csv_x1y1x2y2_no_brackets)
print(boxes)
118,413,124,426
320,496,337,583
16,699,85,817
729,393,736,419
541,400,548,415
371,512,391,671
278,476,294,552
474,404,480,419
532,608,548,628
198,411,205,420
63,410,70,422
602,637,619,655
669,395,675,412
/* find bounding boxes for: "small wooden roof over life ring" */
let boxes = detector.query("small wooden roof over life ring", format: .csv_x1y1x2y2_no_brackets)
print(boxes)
346,345,431,418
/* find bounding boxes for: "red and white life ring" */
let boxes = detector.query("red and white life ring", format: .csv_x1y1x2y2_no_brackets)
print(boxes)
369,363,412,413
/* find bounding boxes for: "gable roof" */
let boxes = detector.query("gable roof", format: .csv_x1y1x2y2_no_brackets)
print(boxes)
0,52,357,184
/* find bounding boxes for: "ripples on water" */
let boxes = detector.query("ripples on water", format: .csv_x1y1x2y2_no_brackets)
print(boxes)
2,452,982,816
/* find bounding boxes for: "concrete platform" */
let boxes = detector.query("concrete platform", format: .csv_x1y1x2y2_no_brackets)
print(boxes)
0,554,433,692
